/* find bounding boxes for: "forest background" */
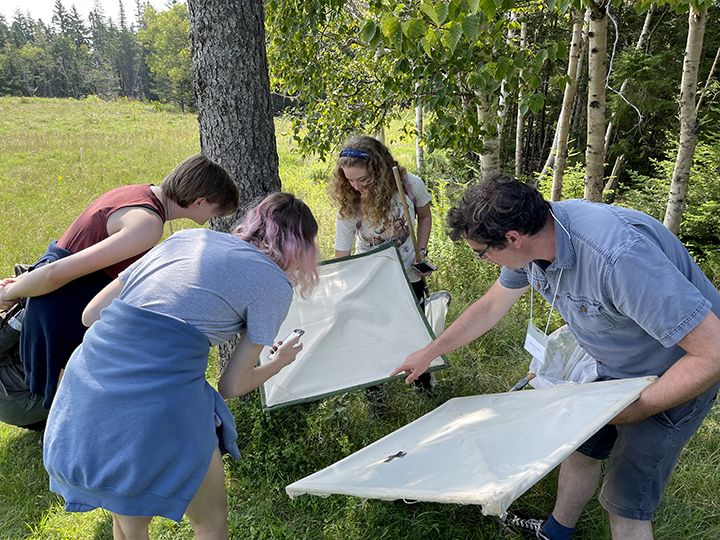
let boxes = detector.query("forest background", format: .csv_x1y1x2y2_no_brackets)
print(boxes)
1,0,720,538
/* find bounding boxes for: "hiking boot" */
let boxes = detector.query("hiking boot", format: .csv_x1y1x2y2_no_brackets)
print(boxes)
503,512,551,539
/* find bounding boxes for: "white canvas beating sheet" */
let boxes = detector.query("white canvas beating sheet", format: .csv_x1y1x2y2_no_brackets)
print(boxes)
286,377,656,517
259,245,449,411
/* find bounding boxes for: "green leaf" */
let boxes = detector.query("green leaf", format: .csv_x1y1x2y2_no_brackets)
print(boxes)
468,0,480,13
360,20,378,45
441,22,463,53
404,18,429,40
477,0,496,20
529,92,545,114
448,0,461,21
530,75,541,90
556,40,567,60
420,1,440,26
461,13,480,42
381,12,403,50
547,43,558,61
497,55,511,76
436,3,449,25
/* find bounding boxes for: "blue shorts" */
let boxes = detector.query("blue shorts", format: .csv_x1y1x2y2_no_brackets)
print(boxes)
577,383,718,520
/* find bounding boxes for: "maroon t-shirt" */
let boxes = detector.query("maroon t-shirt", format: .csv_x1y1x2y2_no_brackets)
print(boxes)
57,184,166,279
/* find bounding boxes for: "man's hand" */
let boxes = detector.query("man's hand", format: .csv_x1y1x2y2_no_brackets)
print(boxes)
390,348,434,384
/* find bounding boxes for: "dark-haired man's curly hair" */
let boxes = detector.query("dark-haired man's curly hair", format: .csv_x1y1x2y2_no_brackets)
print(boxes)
447,175,550,248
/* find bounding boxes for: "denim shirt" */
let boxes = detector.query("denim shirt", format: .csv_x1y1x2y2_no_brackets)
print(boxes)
500,200,720,379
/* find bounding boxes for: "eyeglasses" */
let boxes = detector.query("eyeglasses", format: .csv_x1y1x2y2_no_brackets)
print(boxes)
472,244,492,261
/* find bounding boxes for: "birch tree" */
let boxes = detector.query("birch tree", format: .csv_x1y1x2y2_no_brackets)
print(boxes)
515,19,527,177
663,5,708,234
584,0,608,202
551,9,584,201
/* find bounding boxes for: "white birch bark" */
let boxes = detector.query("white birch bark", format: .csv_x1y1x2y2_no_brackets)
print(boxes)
499,13,517,144
515,21,527,177
551,10,584,201
663,6,708,234
476,90,501,179
415,82,424,174
539,10,589,185
584,3,608,202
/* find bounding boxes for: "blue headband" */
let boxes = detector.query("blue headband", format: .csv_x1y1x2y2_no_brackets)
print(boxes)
339,148,370,159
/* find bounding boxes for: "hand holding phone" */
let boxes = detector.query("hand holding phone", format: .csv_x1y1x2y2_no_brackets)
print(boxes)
267,329,305,360
412,260,437,275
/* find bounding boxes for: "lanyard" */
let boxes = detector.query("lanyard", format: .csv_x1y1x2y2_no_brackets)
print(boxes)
530,265,563,336
529,208,572,337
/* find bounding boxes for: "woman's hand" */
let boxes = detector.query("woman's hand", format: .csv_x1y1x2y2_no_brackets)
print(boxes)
268,333,304,368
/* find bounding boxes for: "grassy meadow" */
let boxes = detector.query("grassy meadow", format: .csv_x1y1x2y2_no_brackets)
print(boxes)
0,96,719,539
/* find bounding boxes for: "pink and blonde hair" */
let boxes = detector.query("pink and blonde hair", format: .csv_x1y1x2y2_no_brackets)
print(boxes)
235,192,319,297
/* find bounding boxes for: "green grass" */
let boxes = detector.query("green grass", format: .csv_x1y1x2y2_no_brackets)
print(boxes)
1,97,719,539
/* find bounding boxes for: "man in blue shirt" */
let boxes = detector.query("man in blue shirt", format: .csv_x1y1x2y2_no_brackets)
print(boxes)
392,175,720,540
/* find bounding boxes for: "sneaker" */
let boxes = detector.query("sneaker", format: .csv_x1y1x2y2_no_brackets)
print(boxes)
503,512,551,539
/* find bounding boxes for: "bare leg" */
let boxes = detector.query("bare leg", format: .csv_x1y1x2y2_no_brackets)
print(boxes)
608,513,653,540
112,514,153,540
185,447,229,540
551,451,603,528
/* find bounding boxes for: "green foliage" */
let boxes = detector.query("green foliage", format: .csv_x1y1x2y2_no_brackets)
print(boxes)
536,161,586,200
267,0,570,176
0,2,160,103
138,5,195,112
617,136,720,285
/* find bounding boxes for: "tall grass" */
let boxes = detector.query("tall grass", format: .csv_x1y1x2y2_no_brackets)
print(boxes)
0,97,718,539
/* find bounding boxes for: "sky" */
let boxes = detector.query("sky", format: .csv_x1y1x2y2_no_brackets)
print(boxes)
1,0,170,26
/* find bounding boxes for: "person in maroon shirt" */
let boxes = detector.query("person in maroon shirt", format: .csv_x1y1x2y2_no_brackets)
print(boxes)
0,154,239,410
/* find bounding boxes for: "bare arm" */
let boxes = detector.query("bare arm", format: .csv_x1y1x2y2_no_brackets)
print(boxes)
82,278,125,327
390,279,529,383
611,310,720,424
0,207,163,303
414,203,432,261
334,250,351,258
217,333,303,399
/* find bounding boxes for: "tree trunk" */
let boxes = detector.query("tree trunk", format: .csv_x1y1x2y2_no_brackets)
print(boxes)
584,3,607,202
476,90,501,179
188,0,281,370
515,21,527,178
539,10,588,186
188,0,280,231
663,6,708,235
415,86,424,175
603,154,624,203
696,44,720,112
551,10,584,201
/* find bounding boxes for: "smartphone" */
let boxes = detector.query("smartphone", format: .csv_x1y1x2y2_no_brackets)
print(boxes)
412,260,437,274
267,329,305,360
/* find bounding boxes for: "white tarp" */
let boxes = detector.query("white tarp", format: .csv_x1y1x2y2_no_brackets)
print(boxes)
286,377,656,517
259,245,449,411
